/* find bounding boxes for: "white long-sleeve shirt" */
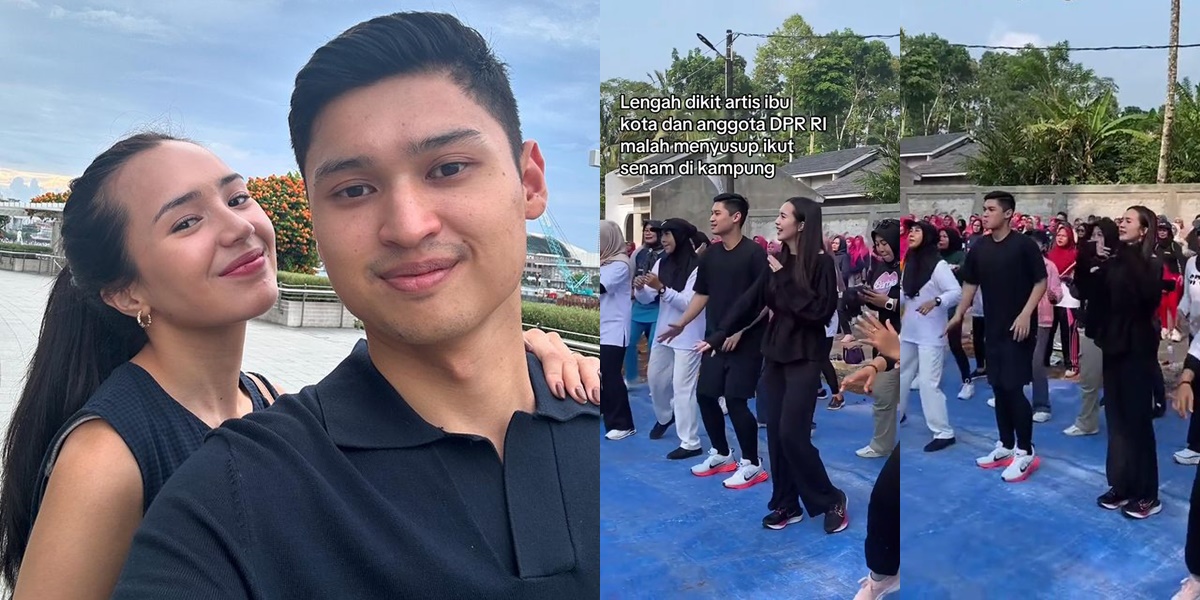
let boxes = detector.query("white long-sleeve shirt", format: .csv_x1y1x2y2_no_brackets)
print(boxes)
634,258,705,351
1180,256,1200,333
899,260,963,347
599,261,632,346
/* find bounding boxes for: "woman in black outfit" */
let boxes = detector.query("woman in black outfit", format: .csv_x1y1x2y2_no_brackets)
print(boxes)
701,196,847,535
939,227,973,394
1081,206,1165,519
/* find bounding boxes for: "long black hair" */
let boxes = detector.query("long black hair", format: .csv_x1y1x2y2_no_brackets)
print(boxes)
0,133,176,588
902,221,940,299
1127,205,1158,259
780,197,824,288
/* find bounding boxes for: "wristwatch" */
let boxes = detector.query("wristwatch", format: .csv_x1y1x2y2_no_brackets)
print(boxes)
934,297,943,306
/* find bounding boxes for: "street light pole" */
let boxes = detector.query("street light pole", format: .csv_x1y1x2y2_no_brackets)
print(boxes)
696,31,737,195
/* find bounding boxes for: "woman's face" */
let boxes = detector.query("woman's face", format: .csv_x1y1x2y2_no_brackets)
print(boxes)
1055,228,1069,247
1158,227,1170,240
908,226,924,248
775,202,801,242
831,237,840,252
661,230,677,254
1118,209,1145,243
105,141,278,329
937,230,949,250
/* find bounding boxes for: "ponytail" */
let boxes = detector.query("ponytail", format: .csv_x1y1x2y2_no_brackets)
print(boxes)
0,267,146,587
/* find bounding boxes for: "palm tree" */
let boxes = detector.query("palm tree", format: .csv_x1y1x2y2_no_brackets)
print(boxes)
1157,0,1181,183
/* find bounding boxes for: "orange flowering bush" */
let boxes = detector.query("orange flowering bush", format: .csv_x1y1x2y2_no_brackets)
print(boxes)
30,191,70,204
246,173,319,274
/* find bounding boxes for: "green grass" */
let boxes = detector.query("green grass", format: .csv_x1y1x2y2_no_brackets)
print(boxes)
0,242,54,254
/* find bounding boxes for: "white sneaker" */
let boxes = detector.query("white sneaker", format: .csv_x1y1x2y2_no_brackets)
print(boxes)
986,397,996,408
1172,574,1200,600
1173,329,1185,343
853,573,900,599
719,397,728,415
691,448,737,477
957,382,974,400
604,429,635,441
722,459,768,489
976,442,1013,469
1175,448,1200,465
1063,424,1098,436
1033,411,1051,423
856,445,888,459
1001,448,1040,482
1163,327,1171,340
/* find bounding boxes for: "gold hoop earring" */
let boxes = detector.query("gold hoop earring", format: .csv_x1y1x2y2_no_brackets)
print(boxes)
136,309,152,329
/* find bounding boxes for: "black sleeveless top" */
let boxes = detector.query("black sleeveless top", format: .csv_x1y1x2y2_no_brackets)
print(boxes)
33,362,278,516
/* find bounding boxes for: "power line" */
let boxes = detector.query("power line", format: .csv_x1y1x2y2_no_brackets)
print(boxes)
732,30,1200,52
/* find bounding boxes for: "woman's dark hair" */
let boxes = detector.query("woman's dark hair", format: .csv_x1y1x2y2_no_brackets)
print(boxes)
1095,217,1120,250
781,197,824,288
902,221,940,298
0,133,173,587
289,12,523,175
1127,205,1158,258
940,226,963,255
1027,229,1051,255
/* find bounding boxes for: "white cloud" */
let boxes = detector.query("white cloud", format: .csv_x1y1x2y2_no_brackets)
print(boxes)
987,30,1046,54
3,0,40,9
492,4,598,48
48,5,169,39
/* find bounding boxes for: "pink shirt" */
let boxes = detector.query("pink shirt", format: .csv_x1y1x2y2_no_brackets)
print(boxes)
1037,257,1062,327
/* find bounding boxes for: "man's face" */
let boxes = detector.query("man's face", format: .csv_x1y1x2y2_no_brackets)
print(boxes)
710,202,735,235
303,72,547,345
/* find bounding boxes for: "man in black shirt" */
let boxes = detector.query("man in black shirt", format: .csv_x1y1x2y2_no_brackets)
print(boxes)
659,194,770,490
949,191,1047,483
112,13,598,599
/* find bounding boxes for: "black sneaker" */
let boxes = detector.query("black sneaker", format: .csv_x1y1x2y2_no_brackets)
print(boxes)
762,508,803,530
924,437,956,452
1154,401,1167,419
1097,488,1128,510
1122,498,1163,519
968,369,987,380
666,446,702,460
649,417,674,440
817,388,830,400
824,489,849,534
900,414,907,425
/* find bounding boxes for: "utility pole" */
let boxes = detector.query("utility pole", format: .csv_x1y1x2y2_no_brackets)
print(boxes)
723,30,735,194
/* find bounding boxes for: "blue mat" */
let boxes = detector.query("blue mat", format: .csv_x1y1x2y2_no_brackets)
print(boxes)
601,382,886,599
901,358,1193,599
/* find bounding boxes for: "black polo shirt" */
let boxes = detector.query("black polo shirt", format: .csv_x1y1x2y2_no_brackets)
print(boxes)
112,339,599,599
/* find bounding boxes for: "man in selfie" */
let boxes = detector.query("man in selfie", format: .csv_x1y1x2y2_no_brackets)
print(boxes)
113,12,599,598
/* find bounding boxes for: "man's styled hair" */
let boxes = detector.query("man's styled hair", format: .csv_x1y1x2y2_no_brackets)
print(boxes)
712,193,749,227
288,12,524,174
983,190,1016,214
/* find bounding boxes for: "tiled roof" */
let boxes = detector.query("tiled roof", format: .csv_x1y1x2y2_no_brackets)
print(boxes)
899,132,970,156
780,146,878,177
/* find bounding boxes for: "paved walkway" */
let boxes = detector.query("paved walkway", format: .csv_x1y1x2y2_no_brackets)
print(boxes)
0,270,364,423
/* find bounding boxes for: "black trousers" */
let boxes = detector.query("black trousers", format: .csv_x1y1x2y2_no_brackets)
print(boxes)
1188,441,1200,576
972,316,987,371
947,319,971,381
1045,307,1076,369
1103,352,1159,500
600,345,634,432
820,357,839,393
762,359,840,517
988,335,1036,453
865,444,900,577
698,394,760,464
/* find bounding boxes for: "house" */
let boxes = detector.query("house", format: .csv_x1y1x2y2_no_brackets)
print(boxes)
780,146,879,190
901,132,976,185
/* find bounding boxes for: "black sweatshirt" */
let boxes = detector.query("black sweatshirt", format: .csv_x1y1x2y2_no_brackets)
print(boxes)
1088,244,1162,358
705,251,839,364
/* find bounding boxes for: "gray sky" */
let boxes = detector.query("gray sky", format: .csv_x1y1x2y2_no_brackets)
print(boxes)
603,0,1194,117
0,0,599,247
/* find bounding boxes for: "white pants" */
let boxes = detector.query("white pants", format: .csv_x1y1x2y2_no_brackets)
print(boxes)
897,341,953,439
647,343,702,450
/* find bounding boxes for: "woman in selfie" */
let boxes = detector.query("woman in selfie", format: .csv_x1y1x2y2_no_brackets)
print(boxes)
1079,206,1165,520
702,197,849,535
0,133,596,599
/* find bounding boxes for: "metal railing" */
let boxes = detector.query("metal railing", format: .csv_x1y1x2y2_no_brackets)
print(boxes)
522,323,600,357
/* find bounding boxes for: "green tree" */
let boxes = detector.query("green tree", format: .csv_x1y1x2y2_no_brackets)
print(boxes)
863,137,900,204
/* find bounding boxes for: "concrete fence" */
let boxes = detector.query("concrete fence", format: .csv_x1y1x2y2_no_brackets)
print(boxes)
900,183,1200,222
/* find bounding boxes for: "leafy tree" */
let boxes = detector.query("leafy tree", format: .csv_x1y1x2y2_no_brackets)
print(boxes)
863,137,900,204
29,191,69,204
246,173,319,274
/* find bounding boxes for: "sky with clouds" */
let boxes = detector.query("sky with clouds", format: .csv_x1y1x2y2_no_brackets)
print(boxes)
603,0,1194,121
0,0,599,248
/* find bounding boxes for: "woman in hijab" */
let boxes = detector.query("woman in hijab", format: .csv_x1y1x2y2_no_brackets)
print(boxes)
939,226,974,400
600,221,636,440
634,218,707,459
1046,223,1079,376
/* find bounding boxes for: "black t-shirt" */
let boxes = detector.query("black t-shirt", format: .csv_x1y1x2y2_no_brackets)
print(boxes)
693,236,769,351
960,231,1047,342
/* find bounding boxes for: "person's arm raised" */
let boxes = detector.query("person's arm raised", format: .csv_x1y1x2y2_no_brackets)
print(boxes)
13,420,142,600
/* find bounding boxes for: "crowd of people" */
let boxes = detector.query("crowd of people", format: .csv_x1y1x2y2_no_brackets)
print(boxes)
599,189,1200,599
